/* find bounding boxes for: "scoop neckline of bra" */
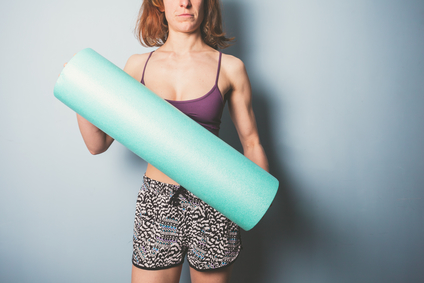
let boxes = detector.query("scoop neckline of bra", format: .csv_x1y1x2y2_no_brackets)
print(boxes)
143,50,224,104
165,84,223,104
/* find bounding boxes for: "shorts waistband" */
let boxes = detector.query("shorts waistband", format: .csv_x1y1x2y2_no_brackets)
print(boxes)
142,175,198,206
143,175,180,188
142,175,180,194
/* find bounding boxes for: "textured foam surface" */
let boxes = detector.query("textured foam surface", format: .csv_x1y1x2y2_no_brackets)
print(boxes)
54,48,279,230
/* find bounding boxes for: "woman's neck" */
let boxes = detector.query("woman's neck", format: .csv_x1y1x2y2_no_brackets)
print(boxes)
161,29,209,54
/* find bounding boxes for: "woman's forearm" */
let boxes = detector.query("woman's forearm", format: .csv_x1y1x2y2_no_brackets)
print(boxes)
243,143,269,172
76,113,114,155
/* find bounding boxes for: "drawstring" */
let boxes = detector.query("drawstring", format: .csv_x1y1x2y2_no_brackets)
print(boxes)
169,186,189,206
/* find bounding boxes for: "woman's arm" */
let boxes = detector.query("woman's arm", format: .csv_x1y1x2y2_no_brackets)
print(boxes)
76,114,114,155
225,56,269,172
75,54,145,155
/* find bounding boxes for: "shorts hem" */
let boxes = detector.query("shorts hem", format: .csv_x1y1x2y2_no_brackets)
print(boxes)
132,259,184,271
187,253,240,272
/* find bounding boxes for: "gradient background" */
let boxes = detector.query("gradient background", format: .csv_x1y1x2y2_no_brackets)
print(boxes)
1,0,423,282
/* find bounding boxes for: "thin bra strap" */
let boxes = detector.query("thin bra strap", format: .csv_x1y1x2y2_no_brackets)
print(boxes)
215,51,222,85
141,51,154,84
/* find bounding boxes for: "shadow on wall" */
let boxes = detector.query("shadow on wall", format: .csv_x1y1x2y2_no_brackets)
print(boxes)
220,2,337,282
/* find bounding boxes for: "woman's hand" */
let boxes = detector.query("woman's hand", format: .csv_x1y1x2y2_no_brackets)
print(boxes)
58,53,76,77
59,63,66,77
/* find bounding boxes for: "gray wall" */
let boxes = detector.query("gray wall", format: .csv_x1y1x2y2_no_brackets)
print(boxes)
1,0,423,282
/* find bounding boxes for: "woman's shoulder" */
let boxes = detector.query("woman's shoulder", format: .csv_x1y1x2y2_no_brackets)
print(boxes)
220,53,248,83
221,53,246,74
123,51,154,79
125,52,153,67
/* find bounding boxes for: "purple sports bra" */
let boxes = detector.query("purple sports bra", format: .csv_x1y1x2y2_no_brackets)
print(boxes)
140,51,226,136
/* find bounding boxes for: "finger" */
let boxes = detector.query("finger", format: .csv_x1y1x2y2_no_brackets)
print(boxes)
63,62,67,67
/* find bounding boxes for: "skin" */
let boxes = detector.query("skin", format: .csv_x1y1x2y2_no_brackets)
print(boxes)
70,0,269,282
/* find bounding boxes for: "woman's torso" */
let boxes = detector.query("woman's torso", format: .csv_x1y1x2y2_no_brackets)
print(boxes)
137,49,231,185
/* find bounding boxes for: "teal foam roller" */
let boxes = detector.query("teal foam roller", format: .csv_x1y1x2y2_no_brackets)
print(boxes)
54,48,279,231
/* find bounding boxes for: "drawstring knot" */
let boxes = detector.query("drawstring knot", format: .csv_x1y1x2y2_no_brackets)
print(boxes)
169,186,189,206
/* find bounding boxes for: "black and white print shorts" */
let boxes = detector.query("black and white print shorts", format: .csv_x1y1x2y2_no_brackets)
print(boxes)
132,175,242,271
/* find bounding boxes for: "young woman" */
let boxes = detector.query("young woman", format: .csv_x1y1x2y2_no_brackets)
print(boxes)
76,0,269,282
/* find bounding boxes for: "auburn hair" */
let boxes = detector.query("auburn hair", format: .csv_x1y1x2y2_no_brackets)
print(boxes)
134,0,233,50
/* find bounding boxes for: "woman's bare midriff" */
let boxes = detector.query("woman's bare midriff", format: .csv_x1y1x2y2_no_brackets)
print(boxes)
145,163,180,186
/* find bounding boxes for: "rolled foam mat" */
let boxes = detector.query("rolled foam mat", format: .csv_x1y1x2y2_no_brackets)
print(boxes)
54,48,279,230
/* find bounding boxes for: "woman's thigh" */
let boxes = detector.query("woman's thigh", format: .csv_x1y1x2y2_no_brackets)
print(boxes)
131,264,183,283
189,264,234,283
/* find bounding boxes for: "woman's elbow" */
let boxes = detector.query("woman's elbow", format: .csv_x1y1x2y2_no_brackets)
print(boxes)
86,137,114,155
89,149,104,155
88,145,108,155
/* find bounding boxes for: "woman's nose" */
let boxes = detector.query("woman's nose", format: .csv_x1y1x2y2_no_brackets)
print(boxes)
180,0,192,8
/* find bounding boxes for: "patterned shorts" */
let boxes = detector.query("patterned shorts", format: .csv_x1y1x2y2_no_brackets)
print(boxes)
132,175,242,271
